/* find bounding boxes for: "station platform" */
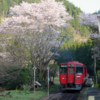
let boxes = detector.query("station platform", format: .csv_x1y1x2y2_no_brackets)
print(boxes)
77,87,100,100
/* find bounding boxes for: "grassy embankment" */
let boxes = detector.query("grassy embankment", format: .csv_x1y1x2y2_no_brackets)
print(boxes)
0,76,60,100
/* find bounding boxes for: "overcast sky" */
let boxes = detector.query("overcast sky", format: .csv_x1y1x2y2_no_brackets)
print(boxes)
67,0,100,13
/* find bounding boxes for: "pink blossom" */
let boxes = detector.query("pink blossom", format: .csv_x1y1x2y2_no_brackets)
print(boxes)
79,13,98,26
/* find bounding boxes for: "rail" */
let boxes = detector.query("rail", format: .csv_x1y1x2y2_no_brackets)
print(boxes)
46,91,80,100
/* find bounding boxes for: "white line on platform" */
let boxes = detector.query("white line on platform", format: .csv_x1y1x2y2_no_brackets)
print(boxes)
88,96,95,100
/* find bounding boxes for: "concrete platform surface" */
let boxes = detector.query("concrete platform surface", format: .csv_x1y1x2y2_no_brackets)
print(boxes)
77,87,100,100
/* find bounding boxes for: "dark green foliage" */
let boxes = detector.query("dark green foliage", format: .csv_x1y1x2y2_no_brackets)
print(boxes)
55,39,94,75
97,70,100,85
97,62,100,86
19,67,31,83
49,63,59,82
61,27,75,42
36,72,44,84
2,64,33,89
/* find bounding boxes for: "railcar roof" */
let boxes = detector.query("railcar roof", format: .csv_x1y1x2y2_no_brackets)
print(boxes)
60,61,84,65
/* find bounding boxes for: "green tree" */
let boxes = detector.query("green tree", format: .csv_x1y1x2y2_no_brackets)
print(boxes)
55,39,94,75
2,0,8,16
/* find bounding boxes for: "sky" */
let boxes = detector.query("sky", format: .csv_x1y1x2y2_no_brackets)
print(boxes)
67,0,100,13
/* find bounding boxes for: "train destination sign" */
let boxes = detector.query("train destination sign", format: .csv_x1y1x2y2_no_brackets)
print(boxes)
61,65,67,67
69,64,74,67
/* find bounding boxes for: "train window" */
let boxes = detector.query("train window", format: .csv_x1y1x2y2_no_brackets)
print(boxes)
69,68,74,74
76,67,83,74
76,64,83,67
60,67,67,74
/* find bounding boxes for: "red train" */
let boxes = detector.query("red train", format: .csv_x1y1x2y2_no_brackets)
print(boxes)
59,61,88,90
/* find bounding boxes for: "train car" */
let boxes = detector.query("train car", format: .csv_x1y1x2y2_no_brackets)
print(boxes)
59,61,88,90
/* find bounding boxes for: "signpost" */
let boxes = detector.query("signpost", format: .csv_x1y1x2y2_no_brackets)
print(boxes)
47,67,50,95
33,66,37,100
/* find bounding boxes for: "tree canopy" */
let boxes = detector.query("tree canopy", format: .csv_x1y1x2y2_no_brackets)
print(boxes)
0,0,89,38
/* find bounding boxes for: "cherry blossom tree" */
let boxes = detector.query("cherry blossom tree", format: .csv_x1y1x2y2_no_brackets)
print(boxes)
79,13,100,84
79,13,98,33
0,0,72,83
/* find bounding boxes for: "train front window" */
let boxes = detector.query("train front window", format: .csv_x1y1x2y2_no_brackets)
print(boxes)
60,65,67,74
76,67,83,74
76,64,83,74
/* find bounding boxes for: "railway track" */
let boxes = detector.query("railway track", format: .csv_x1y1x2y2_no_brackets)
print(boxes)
58,92,79,100
46,91,80,100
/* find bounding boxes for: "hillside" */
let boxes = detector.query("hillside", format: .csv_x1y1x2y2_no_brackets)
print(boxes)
0,0,89,42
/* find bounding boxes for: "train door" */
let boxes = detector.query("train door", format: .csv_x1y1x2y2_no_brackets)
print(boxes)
59,64,67,84
68,67,75,83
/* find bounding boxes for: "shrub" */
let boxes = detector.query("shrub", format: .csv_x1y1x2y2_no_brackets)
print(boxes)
2,65,33,89
97,70,100,85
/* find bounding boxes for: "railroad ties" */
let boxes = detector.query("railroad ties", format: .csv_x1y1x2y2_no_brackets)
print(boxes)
46,91,80,100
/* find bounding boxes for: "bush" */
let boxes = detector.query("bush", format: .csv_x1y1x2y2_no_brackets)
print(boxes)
97,70,100,86
2,65,33,89
94,83,99,87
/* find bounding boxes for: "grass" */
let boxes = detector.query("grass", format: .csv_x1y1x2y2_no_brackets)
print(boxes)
49,84,60,92
54,76,60,84
49,76,60,92
0,76,60,100
0,90,47,100
94,83,99,88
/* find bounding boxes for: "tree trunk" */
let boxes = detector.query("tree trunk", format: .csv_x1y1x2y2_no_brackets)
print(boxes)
94,53,98,84
53,76,54,82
